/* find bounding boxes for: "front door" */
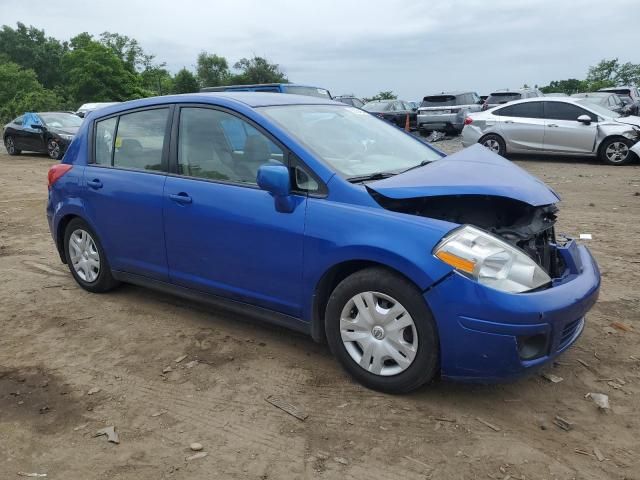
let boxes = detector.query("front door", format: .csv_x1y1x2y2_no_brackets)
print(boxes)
163,106,306,316
82,107,171,280
543,102,598,154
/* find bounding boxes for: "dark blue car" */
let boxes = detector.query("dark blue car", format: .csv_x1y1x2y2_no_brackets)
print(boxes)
46,92,600,392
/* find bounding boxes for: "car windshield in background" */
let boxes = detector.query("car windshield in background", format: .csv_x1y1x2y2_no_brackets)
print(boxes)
285,86,331,98
260,105,442,178
39,113,83,128
421,95,457,107
487,93,521,104
574,100,620,118
362,101,392,112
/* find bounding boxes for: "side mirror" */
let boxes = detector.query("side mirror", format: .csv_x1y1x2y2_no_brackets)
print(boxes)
257,164,295,213
577,114,592,125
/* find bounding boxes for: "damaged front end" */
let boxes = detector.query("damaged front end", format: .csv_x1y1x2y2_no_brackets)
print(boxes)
370,192,564,279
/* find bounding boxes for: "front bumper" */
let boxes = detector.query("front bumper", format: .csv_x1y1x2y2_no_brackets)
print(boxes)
425,240,600,382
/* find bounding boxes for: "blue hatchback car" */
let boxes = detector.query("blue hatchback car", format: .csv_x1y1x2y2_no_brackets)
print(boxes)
46,93,600,393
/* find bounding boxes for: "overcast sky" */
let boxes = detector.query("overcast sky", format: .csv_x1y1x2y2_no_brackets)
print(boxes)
2,0,639,99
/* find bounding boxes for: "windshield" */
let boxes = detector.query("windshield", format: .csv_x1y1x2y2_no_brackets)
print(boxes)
487,93,521,104
260,105,442,178
575,100,620,118
284,86,331,99
362,101,392,112
421,95,457,107
39,113,82,128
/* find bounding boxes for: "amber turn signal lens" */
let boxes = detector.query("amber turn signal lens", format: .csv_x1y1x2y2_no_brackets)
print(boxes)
435,250,476,274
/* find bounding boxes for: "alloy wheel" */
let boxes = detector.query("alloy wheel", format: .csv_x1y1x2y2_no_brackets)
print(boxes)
340,291,418,376
605,141,629,164
483,139,501,153
48,139,61,159
68,229,100,283
6,137,15,154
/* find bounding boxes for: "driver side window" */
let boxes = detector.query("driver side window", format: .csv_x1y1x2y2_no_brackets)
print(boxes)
177,107,284,185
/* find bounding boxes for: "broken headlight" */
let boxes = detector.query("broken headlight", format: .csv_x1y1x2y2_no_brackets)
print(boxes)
433,225,551,293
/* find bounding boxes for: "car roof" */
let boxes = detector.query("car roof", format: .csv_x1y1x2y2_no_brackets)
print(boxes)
91,92,340,116
571,92,610,97
491,96,600,108
424,91,473,96
599,86,632,91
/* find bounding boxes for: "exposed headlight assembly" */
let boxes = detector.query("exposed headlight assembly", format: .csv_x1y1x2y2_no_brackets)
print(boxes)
433,225,551,293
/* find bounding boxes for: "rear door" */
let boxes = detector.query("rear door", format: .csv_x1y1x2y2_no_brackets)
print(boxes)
542,102,598,154
494,101,545,151
83,106,172,280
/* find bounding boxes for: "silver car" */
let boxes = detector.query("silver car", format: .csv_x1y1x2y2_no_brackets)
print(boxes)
462,97,640,165
571,92,625,114
416,91,482,134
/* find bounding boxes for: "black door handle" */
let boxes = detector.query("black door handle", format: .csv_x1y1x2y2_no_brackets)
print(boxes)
87,179,103,189
169,193,192,204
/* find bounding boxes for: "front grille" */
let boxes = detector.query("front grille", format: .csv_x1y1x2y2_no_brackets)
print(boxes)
558,317,583,350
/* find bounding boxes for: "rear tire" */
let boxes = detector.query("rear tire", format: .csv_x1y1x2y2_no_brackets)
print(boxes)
64,218,119,293
5,136,21,155
325,268,439,393
599,137,636,165
479,134,506,156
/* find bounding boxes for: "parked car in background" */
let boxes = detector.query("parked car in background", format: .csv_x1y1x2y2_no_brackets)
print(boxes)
571,92,626,114
416,91,482,134
3,111,82,159
333,95,365,108
201,83,331,99
362,99,417,129
46,92,600,393
620,96,640,116
598,86,640,103
408,101,420,110
462,97,640,165
483,88,543,110
76,102,120,118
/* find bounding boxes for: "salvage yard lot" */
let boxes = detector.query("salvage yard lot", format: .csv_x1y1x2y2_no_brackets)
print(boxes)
0,141,639,480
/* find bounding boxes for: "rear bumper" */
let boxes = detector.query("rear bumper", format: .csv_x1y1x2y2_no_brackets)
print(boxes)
425,241,600,382
417,113,462,131
461,125,483,147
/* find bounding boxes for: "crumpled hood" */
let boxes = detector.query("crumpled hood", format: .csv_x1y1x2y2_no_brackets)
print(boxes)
614,115,640,128
367,144,560,207
51,126,79,136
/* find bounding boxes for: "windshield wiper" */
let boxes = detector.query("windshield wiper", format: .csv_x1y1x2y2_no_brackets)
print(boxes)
400,159,433,174
346,172,397,183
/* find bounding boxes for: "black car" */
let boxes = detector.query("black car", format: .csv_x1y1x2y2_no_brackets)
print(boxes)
3,112,82,159
332,95,365,108
362,99,417,129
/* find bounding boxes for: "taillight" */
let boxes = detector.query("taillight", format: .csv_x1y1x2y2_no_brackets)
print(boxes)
464,117,473,126
48,164,73,189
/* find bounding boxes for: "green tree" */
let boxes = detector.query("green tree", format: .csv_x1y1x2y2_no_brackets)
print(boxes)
363,91,397,102
99,32,152,73
62,35,144,104
539,78,587,95
0,22,67,88
141,65,174,96
231,56,287,84
173,68,199,93
196,52,230,88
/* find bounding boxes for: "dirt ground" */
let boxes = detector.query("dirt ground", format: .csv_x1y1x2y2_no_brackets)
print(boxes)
1,139,639,480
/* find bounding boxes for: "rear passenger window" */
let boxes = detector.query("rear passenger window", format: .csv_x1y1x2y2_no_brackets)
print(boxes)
94,117,117,165
495,102,543,118
178,107,284,185
113,108,169,171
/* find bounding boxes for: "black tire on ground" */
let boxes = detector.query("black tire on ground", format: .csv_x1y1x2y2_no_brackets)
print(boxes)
4,136,21,155
47,138,62,160
599,137,636,166
479,133,507,156
63,218,120,293
325,267,440,394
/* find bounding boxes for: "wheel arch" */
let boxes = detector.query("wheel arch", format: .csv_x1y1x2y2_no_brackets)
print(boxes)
310,259,432,344
478,132,507,152
597,134,636,157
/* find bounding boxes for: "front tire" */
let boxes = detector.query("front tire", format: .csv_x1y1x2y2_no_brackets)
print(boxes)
479,133,506,156
47,138,62,160
64,218,119,293
325,268,439,393
5,136,21,155
599,137,635,165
